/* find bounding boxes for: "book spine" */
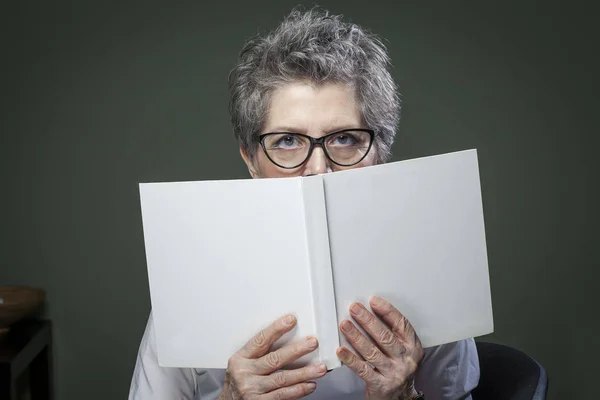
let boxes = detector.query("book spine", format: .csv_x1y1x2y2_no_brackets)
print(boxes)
301,176,341,369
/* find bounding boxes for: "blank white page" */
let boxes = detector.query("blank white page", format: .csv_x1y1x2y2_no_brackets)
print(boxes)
139,178,317,369
324,149,493,348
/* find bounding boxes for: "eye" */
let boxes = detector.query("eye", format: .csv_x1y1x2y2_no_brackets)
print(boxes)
275,135,297,148
328,132,358,146
270,134,304,149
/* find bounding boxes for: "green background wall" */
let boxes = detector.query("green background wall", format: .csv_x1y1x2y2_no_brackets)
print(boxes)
1,1,596,399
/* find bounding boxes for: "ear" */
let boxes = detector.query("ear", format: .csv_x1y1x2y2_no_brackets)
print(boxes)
240,147,260,178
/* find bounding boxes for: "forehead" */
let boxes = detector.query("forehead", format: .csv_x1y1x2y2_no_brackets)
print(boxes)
262,82,363,135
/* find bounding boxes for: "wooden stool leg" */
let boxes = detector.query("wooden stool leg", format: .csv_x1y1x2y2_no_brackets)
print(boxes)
0,366,17,400
29,344,53,400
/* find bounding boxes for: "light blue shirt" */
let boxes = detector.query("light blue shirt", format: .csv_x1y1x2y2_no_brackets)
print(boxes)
129,312,480,399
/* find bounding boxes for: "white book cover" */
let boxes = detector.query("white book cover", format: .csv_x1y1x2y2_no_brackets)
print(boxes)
138,149,494,370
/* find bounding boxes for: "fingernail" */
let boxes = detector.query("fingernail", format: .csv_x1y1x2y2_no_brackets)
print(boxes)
307,382,317,391
314,363,327,373
306,337,317,347
341,320,352,332
283,314,295,325
370,296,382,306
350,303,362,316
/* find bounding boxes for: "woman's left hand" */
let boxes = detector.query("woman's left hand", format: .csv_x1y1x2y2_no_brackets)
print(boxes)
336,296,424,400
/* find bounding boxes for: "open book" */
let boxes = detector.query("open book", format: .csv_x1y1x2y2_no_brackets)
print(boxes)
139,149,493,370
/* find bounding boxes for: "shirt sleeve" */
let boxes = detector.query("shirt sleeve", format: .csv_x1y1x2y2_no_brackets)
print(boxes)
128,312,199,400
414,339,480,400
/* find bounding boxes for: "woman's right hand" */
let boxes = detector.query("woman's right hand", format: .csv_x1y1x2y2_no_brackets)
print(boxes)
218,314,327,400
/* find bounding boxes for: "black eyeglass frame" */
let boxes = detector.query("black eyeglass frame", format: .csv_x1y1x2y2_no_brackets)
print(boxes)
257,128,375,169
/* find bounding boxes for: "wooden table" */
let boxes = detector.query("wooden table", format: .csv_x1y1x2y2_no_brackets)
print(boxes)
0,320,53,400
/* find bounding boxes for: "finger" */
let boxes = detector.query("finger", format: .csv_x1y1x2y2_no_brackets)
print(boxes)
339,319,390,371
263,382,317,400
349,302,401,356
254,336,319,374
369,296,418,344
336,346,380,384
260,363,327,393
239,314,297,358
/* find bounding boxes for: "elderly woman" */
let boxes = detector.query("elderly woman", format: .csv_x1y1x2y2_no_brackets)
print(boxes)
129,8,479,400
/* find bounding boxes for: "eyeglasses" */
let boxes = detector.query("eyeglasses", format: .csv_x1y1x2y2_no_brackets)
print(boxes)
258,128,375,169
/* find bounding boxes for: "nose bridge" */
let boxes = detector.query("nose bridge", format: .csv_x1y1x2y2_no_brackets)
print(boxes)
304,144,330,175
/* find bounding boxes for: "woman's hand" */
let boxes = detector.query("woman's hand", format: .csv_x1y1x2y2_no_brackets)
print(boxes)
218,314,327,400
336,296,424,400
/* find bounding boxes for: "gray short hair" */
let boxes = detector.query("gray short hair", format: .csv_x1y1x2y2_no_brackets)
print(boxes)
228,7,400,163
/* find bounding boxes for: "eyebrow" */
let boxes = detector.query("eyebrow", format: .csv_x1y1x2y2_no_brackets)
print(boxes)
264,125,365,134
266,126,307,134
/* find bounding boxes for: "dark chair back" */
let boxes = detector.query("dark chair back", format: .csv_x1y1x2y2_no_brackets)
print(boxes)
472,342,548,400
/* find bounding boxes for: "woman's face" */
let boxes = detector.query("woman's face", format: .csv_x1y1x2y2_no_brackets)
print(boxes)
241,82,378,178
